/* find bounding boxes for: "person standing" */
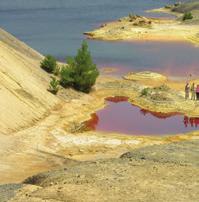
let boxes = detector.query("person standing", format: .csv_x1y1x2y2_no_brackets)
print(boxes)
196,85,199,100
191,82,196,100
185,83,190,100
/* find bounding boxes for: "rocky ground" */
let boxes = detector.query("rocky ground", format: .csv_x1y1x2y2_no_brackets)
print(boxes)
0,184,23,202
2,140,198,202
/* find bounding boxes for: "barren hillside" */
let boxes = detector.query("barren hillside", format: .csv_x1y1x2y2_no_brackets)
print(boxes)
0,28,59,134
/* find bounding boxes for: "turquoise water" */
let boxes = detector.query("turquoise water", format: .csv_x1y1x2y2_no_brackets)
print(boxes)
0,0,198,76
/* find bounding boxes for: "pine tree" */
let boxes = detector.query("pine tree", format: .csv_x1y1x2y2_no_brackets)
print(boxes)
73,41,99,93
60,41,99,93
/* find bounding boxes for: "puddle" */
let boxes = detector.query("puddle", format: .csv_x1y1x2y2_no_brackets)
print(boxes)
85,96,199,136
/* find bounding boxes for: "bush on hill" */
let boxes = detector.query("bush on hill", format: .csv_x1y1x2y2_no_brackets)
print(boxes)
49,76,59,95
60,64,74,88
40,55,57,73
182,12,193,21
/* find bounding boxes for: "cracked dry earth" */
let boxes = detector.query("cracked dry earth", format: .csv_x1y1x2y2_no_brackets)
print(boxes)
1,140,198,202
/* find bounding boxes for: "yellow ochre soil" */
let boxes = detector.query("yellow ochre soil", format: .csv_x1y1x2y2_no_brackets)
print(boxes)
84,10,199,46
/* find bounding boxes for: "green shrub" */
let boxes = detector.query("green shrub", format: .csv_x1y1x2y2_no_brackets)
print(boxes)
60,64,74,88
40,55,57,73
60,41,99,93
49,76,59,95
53,65,61,76
141,88,151,96
182,12,193,21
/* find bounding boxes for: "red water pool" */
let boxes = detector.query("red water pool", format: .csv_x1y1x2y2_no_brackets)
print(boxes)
85,96,199,136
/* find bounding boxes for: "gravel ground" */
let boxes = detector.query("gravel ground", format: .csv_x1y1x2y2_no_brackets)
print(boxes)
121,139,199,166
0,184,23,202
6,140,199,202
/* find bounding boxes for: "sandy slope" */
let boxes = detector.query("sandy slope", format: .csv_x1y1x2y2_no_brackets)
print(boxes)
0,28,59,134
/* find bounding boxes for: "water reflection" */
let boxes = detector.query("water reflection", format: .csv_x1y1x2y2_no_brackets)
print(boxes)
85,97,199,135
184,116,199,128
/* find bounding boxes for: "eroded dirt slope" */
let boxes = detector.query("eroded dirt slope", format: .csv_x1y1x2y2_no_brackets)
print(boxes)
0,28,59,134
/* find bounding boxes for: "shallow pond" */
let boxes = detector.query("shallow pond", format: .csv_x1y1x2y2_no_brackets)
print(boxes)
85,97,199,136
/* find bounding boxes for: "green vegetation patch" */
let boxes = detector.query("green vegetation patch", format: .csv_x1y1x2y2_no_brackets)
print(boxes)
49,76,59,95
41,41,99,94
140,88,152,97
182,12,193,21
60,41,99,93
140,84,171,101
40,55,57,73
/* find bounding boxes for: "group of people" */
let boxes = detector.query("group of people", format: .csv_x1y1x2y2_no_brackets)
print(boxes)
185,82,199,100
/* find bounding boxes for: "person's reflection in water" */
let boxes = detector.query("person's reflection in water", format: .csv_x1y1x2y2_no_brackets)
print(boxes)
140,109,147,116
190,117,194,127
184,116,188,127
194,118,199,127
183,116,199,128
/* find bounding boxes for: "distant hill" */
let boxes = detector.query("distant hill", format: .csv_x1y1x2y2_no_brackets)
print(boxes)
0,28,59,134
